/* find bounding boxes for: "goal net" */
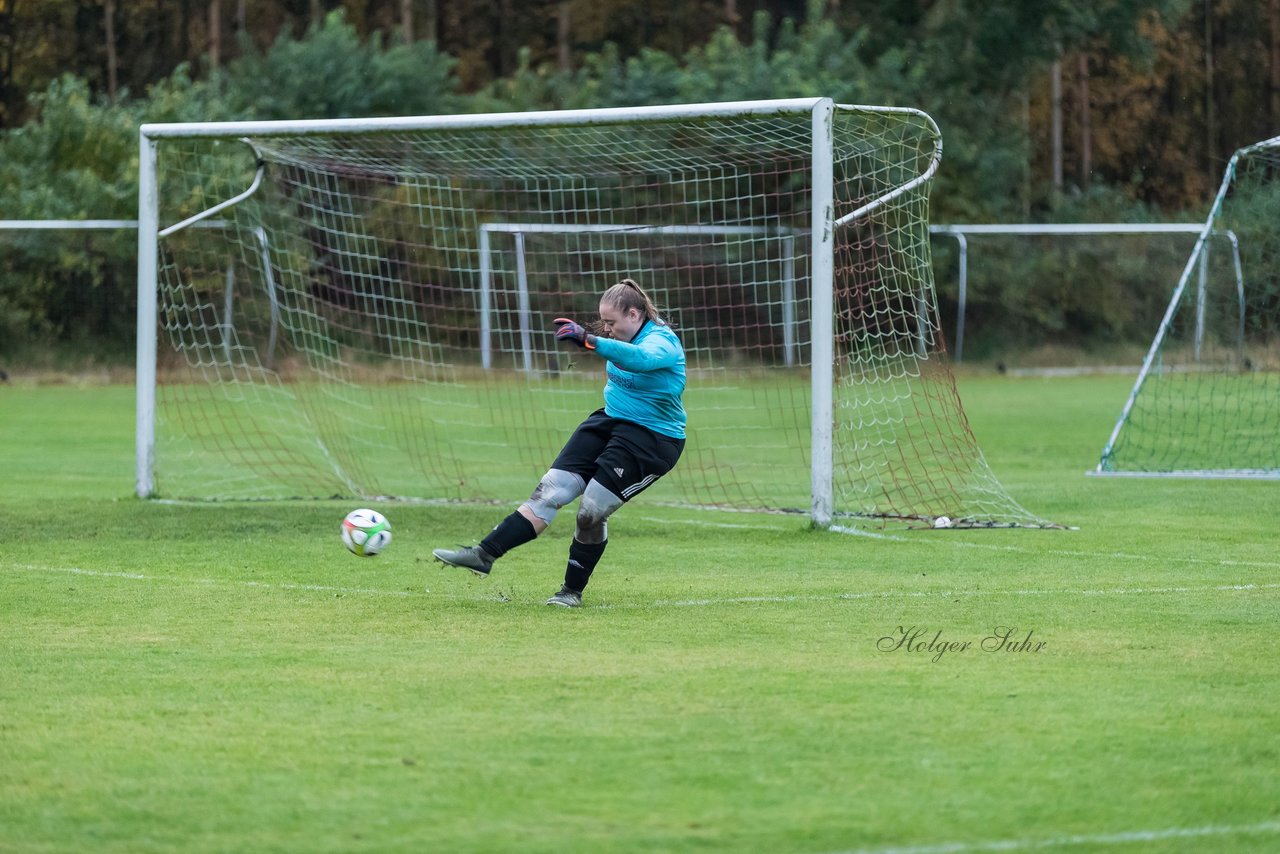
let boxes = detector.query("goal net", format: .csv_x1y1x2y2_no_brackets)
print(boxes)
138,98,1051,527
1095,136,1280,478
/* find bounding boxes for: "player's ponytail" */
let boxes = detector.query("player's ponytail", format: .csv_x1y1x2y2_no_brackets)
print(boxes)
603,278,665,325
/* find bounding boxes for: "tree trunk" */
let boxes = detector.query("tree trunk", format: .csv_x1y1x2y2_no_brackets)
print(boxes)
209,0,221,71
499,0,514,76
557,1,571,71
1271,0,1280,133
1051,57,1063,197
235,0,245,33
423,0,437,42
1022,87,1032,219
1205,0,1215,188
311,0,323,30
401,0,413,43
177,0,191,71
105,0,119,101
1077,53,1092,186
0,0,13,125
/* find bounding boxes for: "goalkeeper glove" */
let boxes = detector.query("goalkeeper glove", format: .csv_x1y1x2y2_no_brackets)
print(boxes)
553,317,596,349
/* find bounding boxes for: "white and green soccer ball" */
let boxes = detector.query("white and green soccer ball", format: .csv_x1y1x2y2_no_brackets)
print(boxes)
341,508,392,556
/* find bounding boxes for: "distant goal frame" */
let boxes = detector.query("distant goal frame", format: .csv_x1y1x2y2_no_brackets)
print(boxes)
1091,134,1280,481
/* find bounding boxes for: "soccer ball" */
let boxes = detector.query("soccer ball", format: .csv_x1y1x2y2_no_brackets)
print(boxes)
932,515,953,529
341,508,392,556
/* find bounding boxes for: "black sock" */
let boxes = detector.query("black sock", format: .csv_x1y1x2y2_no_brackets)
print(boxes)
565,539,607,592
479,512,538,559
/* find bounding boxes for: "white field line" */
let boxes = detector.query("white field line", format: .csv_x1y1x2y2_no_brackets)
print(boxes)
5,563,416,600
635,515,794,530
831,525,910,540
644,582,1280,609
944,539,1280,571
830,525,1280,571
830,818,1280,854
5,562,1279,609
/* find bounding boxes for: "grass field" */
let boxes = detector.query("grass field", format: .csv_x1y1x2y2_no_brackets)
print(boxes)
2,374,1279,853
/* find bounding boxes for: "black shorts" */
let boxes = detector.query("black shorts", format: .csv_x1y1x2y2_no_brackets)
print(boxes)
552,409,685,501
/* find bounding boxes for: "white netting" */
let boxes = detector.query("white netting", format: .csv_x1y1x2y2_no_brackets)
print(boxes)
147,103,1050,526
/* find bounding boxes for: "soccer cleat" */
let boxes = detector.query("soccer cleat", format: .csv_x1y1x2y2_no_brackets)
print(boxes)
432,545,496,576
545,585,583,608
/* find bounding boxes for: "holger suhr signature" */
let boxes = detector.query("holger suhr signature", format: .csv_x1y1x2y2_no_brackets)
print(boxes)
877,626,1047,663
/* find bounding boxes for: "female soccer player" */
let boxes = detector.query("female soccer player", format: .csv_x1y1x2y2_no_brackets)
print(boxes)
432,278,686,608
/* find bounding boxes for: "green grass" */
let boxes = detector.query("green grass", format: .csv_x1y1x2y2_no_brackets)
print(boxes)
2,375,1279,852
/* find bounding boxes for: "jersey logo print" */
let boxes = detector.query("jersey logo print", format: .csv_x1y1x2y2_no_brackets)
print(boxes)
614,467,625,477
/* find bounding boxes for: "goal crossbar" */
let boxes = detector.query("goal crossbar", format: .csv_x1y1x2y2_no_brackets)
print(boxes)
138,98,929,139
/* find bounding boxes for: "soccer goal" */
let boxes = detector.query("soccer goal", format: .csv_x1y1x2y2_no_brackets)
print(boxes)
1094,135,1280,479
137,98,1052,527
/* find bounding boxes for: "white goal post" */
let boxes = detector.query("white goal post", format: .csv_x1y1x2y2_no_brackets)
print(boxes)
136,98,1054,527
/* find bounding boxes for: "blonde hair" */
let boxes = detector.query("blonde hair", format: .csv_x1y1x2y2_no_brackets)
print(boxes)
601,278,663,325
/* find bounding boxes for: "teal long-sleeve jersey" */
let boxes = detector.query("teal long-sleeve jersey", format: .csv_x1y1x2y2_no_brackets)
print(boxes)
590,320,687,439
